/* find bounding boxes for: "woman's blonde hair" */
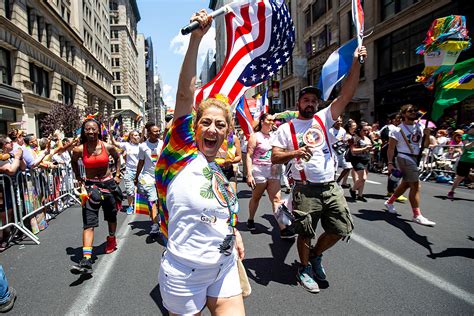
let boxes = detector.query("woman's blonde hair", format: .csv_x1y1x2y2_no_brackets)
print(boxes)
194,96,234,133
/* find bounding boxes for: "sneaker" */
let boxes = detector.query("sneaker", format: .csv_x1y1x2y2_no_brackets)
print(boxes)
0,287,16,313
384,201,397,214
247,219,256,231
297,265,320,293
386,192,393,197
349,189,356,199
150,223,160,236
126,205,134,215
105,236,117,254
71,258,93,275
280,227,296,239
413,215,436,227
447,191,454,200
309,254,327,281
396,195,408,202
341,184,351,189
357,196,368,202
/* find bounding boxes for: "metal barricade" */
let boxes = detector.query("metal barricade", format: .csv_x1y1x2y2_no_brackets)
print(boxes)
11,164,80,244
0,173,39,245
419,144,463,181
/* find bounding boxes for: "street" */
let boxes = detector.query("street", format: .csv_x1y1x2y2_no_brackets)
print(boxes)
1,173,473,315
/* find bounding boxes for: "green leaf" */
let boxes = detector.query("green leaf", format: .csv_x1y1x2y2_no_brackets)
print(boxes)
200,184,214,199
203,166,213,180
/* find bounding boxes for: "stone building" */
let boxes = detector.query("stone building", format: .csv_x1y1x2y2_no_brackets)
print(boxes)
109,0,140,131
144,36,156,125
0,0,114,136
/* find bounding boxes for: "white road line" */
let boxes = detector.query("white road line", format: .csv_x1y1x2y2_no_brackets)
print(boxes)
66,214,135,316
351,233,474,306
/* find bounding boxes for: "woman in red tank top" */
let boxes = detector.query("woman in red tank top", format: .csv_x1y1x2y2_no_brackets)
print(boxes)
70,118,122,275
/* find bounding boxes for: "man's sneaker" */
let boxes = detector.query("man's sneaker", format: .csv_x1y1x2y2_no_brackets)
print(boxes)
309,255,327,281
384,201,397,214
105,236,117,254
413,215,436,227
247,220,256,231
297,265,320,293
396,195,408,202
71,258,93,275
357,196,368,202
341,184,351,189
386,192,393,197
126,205,134,215
447,191,454,200
280,227,296,239
349,189,356,199
150,223,160,236
0,287,16,313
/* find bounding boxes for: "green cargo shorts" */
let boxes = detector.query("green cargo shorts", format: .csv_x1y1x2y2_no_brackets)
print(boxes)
291,182,354,239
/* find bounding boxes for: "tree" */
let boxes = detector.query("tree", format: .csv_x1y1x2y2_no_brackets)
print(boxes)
40,102,82,137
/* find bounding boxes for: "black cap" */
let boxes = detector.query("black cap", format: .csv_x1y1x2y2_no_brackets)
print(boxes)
298,86,321,100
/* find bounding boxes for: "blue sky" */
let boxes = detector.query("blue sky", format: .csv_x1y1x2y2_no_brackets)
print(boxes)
137,0,216,109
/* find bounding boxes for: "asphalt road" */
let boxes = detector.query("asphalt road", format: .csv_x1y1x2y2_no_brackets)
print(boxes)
1,172,473,315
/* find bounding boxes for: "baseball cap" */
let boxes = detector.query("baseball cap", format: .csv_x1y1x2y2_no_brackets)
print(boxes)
298,86,321,100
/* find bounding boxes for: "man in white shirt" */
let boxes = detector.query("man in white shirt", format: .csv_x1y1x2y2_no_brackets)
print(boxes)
384,104,435,226
329,116,351,188
271,46,367,293
134,123,163,236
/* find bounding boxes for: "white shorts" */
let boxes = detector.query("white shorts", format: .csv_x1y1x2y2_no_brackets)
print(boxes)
336,153,352,170
159,252,241,315
252,164,282,184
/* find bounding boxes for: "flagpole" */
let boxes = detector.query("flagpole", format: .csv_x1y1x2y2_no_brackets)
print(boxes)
181,5,230,35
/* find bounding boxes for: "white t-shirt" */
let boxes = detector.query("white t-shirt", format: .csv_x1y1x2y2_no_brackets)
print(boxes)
390,123,424,163
433,136,449,156
118,142,139,170
166,152,236,267
138,139,163,183
328,127,347,144
271,106,335,183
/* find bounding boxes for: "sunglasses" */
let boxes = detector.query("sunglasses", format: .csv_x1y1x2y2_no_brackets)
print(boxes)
406,109,418,113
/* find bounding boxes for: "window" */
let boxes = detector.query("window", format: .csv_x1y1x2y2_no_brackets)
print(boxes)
110,1,118,11
46,24,52,48
111,30,119,39
305,8,311,29
29,63,50,98
112,58,120,67
305,39,312,57
377,15,427,76
61,79,74,105
59,36,64,57
312,0,326,23
113,85,121,94
4,0,12,19
0,48,11,85
27,7,34,35
316,26,328,51
113,72,120,80
381,0,418,21
111,44,119,53
116,99,121,109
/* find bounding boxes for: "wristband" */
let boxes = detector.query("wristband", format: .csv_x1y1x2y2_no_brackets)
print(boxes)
388,162,393,165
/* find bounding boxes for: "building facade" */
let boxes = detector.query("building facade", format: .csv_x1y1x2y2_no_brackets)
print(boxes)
109,0,140,131
0,0,114,136
144,37,156,124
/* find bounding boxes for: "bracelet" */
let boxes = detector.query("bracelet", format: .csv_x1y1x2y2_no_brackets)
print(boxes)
388,162,393,165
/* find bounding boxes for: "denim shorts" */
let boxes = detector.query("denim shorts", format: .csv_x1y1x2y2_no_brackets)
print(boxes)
123,169,136,197
138,182,158,202
158,251,241,315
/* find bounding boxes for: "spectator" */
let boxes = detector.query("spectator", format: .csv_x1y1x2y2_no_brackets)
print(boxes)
448,123,474,199
0,265,16,313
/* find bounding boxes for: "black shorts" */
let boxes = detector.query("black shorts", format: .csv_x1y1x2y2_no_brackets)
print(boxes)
82,179,119,229
352,158,370,171
456,160,474,177
222,166,236,182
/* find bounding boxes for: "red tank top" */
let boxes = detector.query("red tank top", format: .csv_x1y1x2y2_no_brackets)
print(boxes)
83,141,109,169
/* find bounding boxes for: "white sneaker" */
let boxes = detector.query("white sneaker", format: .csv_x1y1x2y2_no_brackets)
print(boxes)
384,201,397,214
150,223,160,235
413,215,436,226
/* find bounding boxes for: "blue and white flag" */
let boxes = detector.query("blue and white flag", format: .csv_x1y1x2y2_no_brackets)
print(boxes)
318,38,358,101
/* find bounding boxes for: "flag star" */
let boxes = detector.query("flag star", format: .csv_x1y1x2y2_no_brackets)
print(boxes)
260,73,266,79
283,51,289,57
268,71,274,77
242,77,247,83
261,63,267,68
273,25,278,32
266,65,272,71
275,58,281,64
250,64,257,71
260,57,267,61
251,74,257,81
285,57,290,62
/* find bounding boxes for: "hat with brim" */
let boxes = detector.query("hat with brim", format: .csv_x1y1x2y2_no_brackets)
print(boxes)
298,86,321,100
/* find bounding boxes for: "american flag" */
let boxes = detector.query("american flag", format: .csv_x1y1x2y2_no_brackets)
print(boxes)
195,0,295,106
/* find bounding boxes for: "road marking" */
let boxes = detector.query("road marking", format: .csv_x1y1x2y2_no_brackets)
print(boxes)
352,233,474,306
66,214,135,315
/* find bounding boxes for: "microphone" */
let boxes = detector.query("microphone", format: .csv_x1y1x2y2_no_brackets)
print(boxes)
180,5,230,35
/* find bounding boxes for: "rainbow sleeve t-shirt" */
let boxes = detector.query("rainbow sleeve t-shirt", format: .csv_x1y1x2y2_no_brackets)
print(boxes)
155,114,198,241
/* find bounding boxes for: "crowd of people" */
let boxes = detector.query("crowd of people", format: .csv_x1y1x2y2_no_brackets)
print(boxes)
1,10,473,316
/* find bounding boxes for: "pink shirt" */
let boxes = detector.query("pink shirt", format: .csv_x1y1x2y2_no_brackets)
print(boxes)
252,131,272,166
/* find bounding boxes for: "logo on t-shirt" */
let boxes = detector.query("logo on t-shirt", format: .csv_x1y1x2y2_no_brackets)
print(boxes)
303,126,325,148
410,132,422,144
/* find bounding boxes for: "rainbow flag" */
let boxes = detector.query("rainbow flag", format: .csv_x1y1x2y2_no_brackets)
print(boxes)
134,191,151,215
432,58,474,120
